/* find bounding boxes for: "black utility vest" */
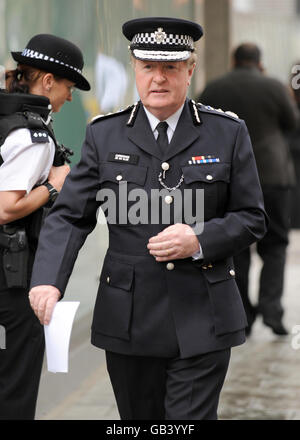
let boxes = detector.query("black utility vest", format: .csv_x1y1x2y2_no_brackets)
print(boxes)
0,90,57,166
0,91,61,247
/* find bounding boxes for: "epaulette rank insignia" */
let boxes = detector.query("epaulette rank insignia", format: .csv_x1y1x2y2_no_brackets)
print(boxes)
91,102,140,126
196,101,239,120
30,129,49,143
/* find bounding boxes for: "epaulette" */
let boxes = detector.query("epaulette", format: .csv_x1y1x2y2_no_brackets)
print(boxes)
196,101,239,120
91,102,140,126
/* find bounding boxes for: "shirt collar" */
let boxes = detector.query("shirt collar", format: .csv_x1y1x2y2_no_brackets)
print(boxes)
143,103,185,133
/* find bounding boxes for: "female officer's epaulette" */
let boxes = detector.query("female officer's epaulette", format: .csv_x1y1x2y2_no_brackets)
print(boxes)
189,99,239,125
0,91,55,157
91,101,140,127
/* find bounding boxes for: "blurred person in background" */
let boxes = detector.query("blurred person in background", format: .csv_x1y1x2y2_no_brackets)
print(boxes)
199,43,299,336
288,63,300,229
0,34,90,420
95,51,128,113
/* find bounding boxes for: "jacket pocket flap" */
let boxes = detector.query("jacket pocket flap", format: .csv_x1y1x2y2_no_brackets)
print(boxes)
100,255,134,291
182,163,231,184
201,259,235,284
99,162,147,186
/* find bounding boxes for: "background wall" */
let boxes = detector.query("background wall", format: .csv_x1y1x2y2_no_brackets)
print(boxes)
0,0,196,163
1,0,300,162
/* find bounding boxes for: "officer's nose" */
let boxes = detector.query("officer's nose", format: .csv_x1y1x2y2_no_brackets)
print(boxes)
153,66,167,84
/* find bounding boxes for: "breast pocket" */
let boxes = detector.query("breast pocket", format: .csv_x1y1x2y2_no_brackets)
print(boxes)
92,254,134,341
181,163,231,219
99,162,147,187
98,162,148,225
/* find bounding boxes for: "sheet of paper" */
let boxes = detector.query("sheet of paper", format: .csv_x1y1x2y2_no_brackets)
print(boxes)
44,301,80,373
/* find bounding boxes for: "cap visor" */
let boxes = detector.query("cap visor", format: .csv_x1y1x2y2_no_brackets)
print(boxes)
132,49,191,61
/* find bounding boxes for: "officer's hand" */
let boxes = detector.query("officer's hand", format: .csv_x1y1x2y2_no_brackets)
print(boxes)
147,223,200,261
29,285,61,325
48,165,70,192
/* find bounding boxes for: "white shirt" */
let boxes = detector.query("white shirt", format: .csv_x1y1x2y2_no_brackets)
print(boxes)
0,128,55,194
143,104,203,260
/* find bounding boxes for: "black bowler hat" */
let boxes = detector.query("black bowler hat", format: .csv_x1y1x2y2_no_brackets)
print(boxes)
122,17,203,62
11,34,90,91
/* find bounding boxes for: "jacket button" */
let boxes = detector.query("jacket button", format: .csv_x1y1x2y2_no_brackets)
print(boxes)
161,162,170,171
166,262,174,271
106,276,110,284
202,265,208,270
229,269,235,277
164,195,173,204
206,174,213,181
116,175,123,181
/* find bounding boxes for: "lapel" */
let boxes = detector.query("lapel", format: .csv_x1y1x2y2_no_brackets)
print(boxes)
126,99,202,161
126,104,162,160
164,100,202,161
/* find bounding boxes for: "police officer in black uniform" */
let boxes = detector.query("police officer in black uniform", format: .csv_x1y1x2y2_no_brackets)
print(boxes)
0,34,90,420
29,19,267,420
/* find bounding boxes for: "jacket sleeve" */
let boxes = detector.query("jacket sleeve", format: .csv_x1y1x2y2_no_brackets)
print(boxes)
198,120,268,263
30,124,100,296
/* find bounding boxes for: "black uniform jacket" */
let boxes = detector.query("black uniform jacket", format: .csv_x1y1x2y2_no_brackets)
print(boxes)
30,99,267,358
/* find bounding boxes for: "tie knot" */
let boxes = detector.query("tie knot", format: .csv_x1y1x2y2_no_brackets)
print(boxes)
156,121,168,134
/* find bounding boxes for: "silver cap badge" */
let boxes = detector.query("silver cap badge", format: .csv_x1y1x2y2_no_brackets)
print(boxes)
154,28,167,43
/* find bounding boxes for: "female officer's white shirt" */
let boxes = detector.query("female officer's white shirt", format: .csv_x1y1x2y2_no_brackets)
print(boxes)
0,128,55,193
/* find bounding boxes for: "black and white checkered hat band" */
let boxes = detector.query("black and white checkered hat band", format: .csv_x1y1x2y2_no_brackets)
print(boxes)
133,49,191,61
21,48,82,74
132,32,194,50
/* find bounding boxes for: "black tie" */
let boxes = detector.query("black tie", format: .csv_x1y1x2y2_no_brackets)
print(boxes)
156,121,169,154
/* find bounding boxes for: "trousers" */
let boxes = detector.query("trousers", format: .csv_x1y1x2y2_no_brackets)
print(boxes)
0,286,44,420
106,348,231,420
234,186,290,324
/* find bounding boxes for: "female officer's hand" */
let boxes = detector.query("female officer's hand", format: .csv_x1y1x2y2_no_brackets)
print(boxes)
48,164,70,192
28,285,61,325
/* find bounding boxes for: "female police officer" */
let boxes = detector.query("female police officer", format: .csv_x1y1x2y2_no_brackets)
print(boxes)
0,34,90,419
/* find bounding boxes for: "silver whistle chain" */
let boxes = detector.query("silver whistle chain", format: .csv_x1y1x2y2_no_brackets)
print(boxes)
158,173,184,191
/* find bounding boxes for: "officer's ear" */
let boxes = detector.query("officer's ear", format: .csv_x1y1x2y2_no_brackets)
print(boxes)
130,55,137,70
187,63,196,86
186,53,197,83
42,73,55,92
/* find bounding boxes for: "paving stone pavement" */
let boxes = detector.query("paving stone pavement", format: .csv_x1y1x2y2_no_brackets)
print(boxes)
37,230,300,420
219,229,300,420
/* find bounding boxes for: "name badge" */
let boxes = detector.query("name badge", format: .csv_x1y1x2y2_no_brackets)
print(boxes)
108,152,139,165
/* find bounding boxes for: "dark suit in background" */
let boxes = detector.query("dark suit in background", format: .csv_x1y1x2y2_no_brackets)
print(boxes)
199,43,299,335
